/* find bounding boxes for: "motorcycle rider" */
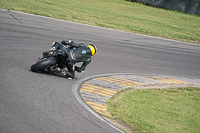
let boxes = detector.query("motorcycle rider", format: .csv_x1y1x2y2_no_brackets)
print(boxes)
43,40,97,79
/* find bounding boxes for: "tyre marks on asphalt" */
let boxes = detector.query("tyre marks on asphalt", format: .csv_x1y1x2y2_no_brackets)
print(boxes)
79,75,200,117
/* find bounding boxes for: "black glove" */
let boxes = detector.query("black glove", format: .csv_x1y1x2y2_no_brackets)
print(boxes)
61,40,69,45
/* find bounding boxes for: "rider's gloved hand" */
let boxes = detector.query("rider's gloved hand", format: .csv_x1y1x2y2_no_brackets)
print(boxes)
61,40,74,46
61,40,68,45
75,66,84,73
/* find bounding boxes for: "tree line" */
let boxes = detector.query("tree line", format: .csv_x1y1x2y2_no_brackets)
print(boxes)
129,0,200,16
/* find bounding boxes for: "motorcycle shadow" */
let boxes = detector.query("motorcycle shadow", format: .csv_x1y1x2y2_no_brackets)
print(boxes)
29,70,77,80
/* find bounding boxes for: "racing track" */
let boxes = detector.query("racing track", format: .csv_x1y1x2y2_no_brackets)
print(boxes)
0,9,200,133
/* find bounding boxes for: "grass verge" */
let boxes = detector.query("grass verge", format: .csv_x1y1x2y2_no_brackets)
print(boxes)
107,87,200,133
0,0,200,44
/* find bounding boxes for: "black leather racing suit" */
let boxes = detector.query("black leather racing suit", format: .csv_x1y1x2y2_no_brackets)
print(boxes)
51,41,92,78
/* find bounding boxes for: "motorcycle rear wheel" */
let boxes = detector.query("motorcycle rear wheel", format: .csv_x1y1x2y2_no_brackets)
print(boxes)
31,57,56,72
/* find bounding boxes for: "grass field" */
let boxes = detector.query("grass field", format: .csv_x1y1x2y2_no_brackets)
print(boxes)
107,87,200,133
0,0,200,44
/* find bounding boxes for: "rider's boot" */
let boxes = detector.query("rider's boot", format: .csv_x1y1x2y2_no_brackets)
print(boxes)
65,71,75,80
59,68,74,79
65,64,75,79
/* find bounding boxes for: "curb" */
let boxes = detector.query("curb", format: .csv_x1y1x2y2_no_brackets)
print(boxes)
72,73,200,132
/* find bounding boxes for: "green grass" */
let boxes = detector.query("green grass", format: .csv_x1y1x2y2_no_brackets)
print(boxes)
107,87,200,133
0,0,200,44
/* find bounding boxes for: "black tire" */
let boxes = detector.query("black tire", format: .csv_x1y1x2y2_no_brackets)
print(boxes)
31,57,56,72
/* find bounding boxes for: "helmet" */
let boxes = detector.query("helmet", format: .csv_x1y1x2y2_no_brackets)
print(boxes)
87,44,97,56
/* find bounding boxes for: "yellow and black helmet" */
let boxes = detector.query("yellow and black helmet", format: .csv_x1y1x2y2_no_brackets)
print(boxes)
87,44,97,56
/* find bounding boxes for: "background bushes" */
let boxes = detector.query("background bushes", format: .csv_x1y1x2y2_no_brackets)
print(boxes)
129,0,200,16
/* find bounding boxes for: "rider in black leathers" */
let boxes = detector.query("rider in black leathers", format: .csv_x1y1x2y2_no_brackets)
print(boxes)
43,40,97,79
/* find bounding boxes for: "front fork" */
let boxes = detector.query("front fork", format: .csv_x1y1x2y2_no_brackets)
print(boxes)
38,53,67,75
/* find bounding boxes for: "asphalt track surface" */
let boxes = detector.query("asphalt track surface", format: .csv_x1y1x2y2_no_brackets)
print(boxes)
0,9,200,133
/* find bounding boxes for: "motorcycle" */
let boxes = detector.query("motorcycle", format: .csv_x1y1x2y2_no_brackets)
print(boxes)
31,50,68,75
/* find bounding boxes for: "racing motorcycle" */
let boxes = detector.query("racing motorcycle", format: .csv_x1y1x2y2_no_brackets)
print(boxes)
31,50,68,75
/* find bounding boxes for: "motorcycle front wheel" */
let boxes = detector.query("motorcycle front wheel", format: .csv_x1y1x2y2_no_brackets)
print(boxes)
31,57,56,72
